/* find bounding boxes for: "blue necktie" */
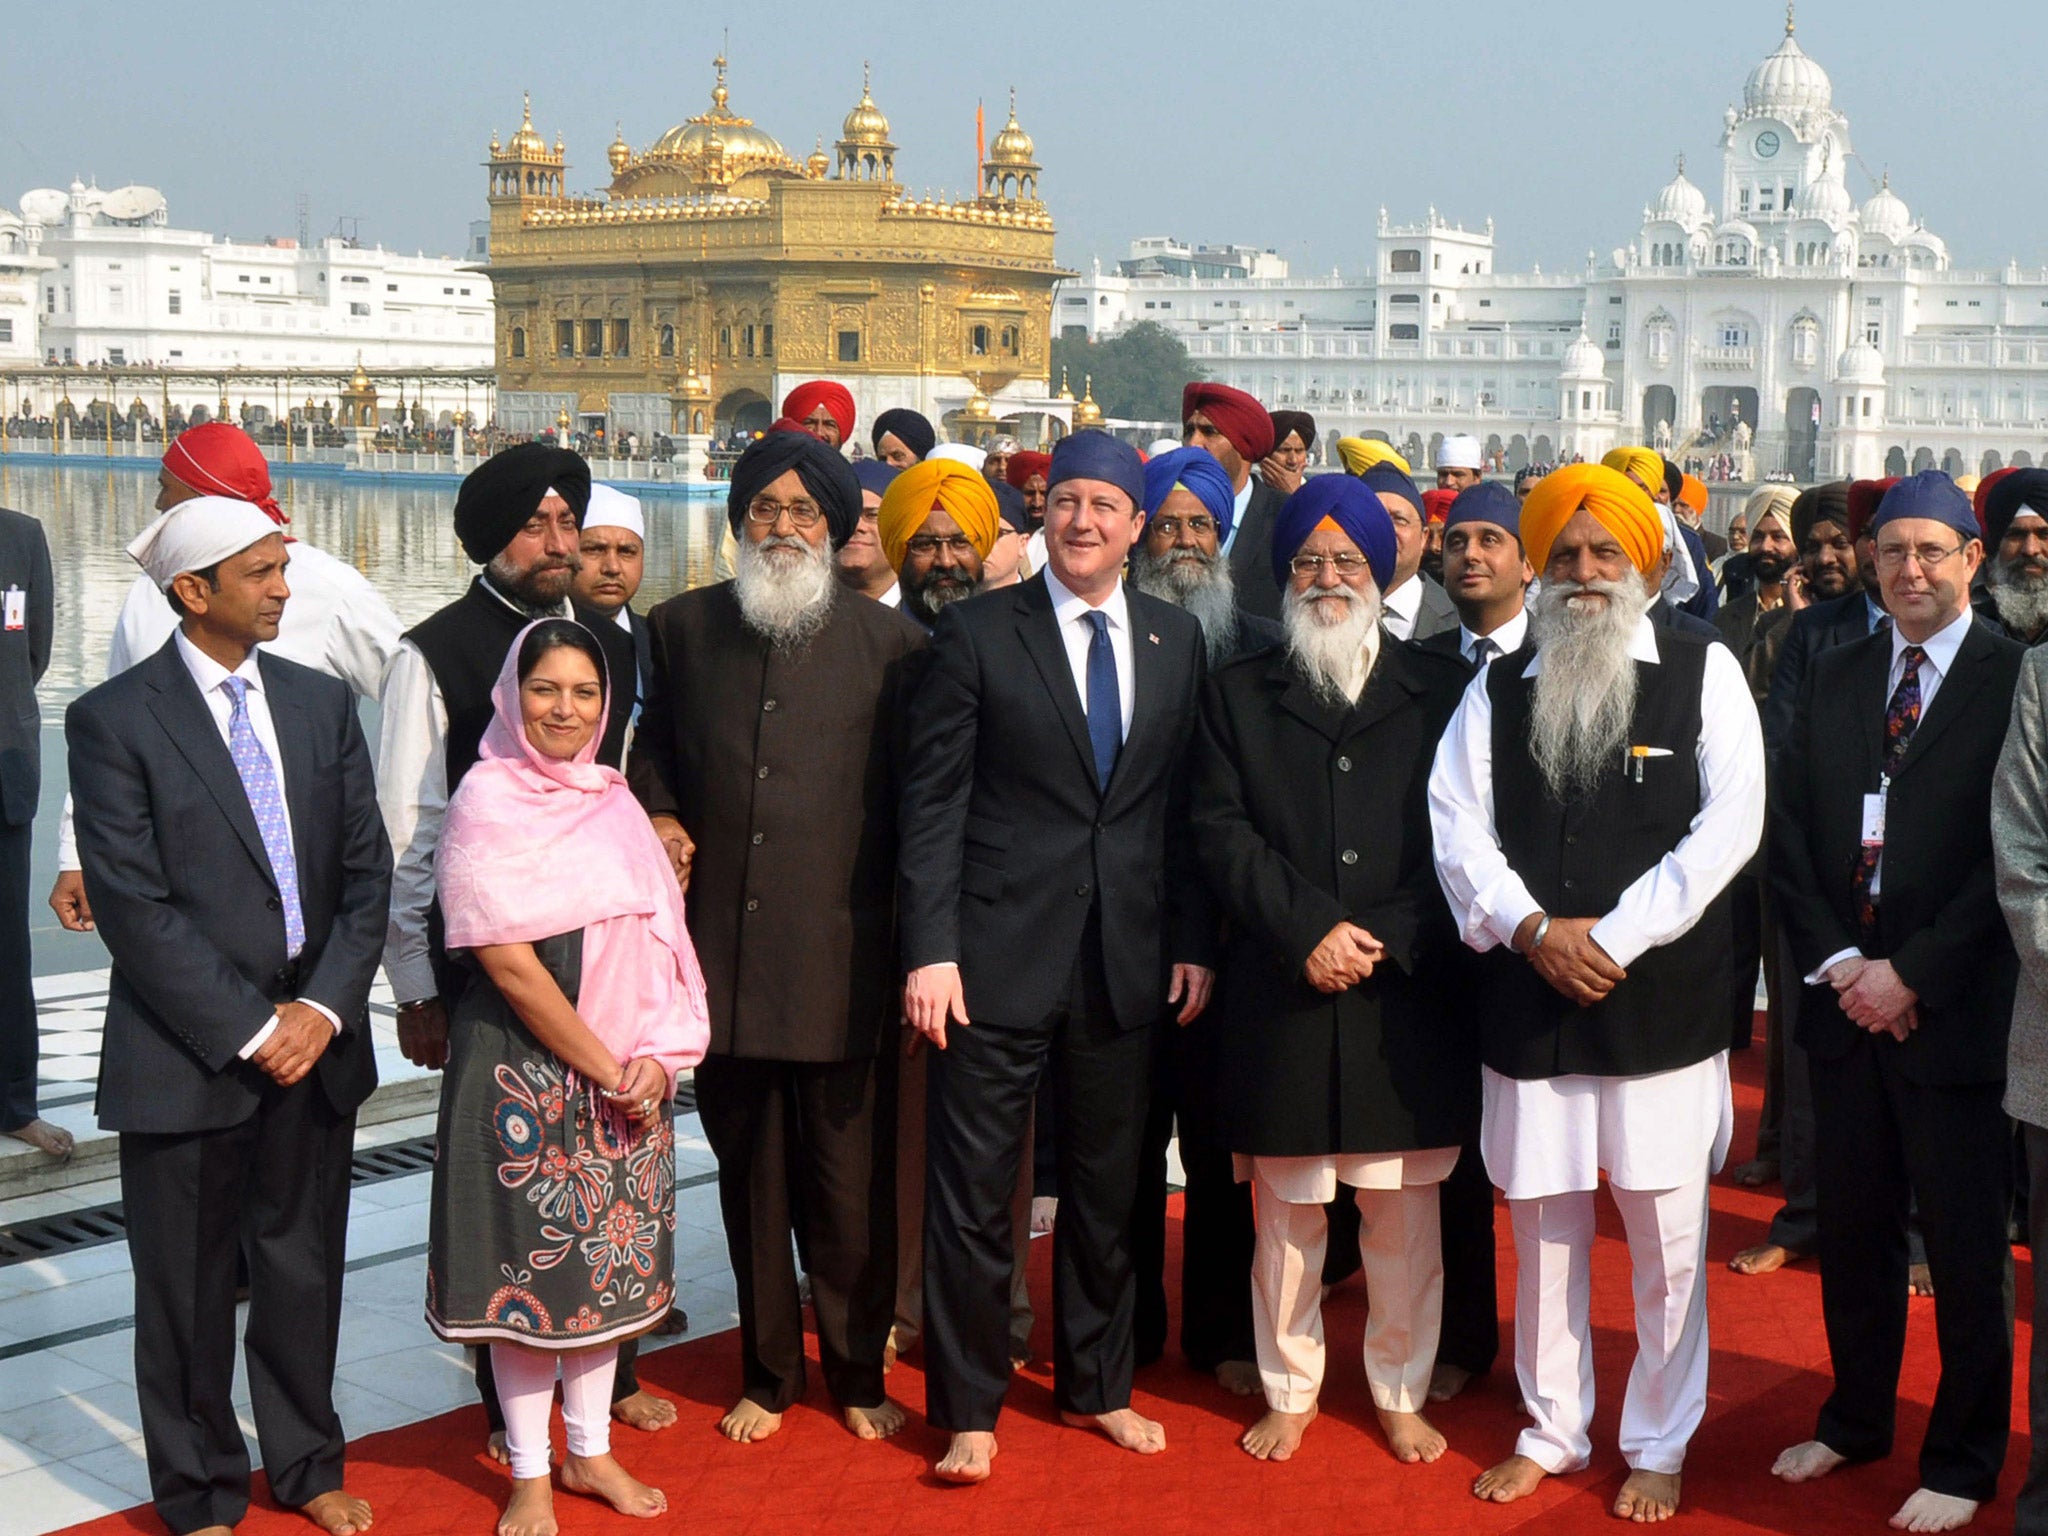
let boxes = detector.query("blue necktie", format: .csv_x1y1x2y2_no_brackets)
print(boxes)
1085,610,1121,792
221,677,305,954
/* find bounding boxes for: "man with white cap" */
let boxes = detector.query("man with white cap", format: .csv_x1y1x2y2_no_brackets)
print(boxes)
67,496,391,1536
1434,434,1485,493
573,484,652,732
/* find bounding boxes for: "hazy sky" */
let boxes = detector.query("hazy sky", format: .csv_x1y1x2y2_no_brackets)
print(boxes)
7,0,2042,279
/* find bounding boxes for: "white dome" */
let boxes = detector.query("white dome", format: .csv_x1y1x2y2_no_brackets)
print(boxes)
1561,332,1607,380
1744,29,1832,116
1835,341,1884,384
1650,164,1710,228
1860,175,1912,242
1794,170,1854,223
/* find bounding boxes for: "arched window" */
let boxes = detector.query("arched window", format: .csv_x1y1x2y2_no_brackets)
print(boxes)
510,326,526,359
658,324,675,357
969,324,990,356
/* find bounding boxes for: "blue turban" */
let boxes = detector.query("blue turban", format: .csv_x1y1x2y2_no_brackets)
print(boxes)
992,478,1029,534
1443,480,1522,540
1272,475,1397,593
871,408,935,461
1142,445,1238,542
853,460,900,499
1870,468,1980,543
1357,463,1422,514
1047,431,1146,515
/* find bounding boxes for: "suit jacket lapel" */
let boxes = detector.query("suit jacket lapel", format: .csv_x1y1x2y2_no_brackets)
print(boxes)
1014,577,1099,790
142,642,277,888
1894,621,1995,777
1273,650,1350,742
1113,591,1171,789
1348,643,1426,735
1850,632,1890,787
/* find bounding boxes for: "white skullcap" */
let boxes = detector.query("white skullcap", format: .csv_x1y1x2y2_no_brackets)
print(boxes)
126,495,283,591
1148,438,1182,459
1435,434,1484,471
928,443,988,471
583,484,645,540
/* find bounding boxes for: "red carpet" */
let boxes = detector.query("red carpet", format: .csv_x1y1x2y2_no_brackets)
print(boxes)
64,1040,2033,1535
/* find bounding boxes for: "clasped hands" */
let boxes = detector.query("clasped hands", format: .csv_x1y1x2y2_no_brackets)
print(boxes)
649,815,696,895
1512,913,1626,1006
1305,922,1384,993
601,1057,671,1126
1824,955,1919,1041
250,1001,336,1087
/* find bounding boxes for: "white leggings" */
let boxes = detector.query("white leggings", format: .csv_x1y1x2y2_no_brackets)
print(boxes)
490,1342,618,1481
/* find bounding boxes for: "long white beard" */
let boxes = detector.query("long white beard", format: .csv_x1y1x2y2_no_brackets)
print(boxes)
1527,570,1648,803
1992,555,2048,636
1130,546,1239,666
1282,580,1383,705
735,532,836,650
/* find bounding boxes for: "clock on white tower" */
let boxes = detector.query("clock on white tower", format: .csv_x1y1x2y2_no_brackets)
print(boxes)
1755,129,1782,158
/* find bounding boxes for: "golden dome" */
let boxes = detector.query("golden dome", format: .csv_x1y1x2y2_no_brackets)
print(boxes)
505,93,547,157
1056,366,1075,402
988,90,1037,168
346,358,372,393
841,63,893,146
1072,375,1104,428
646,55,796,173
608,125,632,175
807,137,829,178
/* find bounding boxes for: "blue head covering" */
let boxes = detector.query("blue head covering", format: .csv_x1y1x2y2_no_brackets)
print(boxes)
1357,463,1422,515
1443,480,1521,540
1870,468,1980,542
992,478,1029,534
1142,445,1237,542
853,460,901,499
1272,476,1397,593
1047,431,1146,515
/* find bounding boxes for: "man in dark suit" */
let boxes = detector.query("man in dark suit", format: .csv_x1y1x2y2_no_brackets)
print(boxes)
1186,382,1288,622
572,484,653,729
66,496,390,1536
1355,464,1459,643
0,505,60,1157
1770,470,2024,1534
901,431,1214,1483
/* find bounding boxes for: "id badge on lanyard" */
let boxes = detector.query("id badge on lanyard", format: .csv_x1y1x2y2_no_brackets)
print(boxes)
1861,775,1888,849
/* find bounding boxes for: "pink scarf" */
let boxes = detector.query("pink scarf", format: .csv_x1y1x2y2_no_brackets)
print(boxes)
436,622,708,1091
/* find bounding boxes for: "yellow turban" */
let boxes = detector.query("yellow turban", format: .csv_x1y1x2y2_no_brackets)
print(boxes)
1742,483,1798,535
1601,446,1668,497
876,459,1000,572
1334,437,1413,477
1519,464,1664,575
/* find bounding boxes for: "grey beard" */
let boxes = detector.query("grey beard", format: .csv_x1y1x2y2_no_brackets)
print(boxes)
1991,557,2048,637
1527,571,1648,804
735,533,836,650
903,569,981,627
1130,546,1239,666
1281,581,1383,706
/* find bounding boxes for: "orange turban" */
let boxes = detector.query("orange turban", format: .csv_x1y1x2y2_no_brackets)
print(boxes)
1678,474,1709,516
877,460,1000,572
1519,464,1664,575
1334,437,1413,476
1601,446,1667,497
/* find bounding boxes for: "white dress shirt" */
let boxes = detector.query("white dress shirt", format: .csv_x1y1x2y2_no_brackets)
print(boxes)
1381,576,1424,642
1458,608,1529,667
171,630,342,1055
1428,613,1766,970
1223,477,1254,557
58,540,402,870
376,578,571,1005
1043,564,1135,740
878,580,903,609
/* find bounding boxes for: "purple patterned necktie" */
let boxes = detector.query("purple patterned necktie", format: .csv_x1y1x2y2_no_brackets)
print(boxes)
1851,645,1924,942
221,676,305,954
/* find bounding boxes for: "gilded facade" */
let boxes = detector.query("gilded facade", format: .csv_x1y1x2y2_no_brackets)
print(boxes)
484,62,1066,443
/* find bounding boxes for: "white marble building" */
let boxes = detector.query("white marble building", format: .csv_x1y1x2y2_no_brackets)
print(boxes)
1056,16,2048,483
6,181,492,423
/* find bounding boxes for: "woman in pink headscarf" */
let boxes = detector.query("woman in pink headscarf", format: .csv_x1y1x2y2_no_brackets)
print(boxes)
425,619,707,1536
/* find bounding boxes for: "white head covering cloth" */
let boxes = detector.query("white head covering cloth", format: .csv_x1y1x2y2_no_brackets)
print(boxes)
583,484,645,540
126,495,284,590
1436,433,1484,471
928,443,988,471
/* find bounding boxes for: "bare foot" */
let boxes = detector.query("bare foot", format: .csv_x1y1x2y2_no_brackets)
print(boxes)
1377,1406,1449,1464
1910,1263,1935,1298
1030,1196,1058,1235
1473,1454,1549,1504
1060,1406,1166,1455
1891,1488,1979,1532
717,1397,784,1443
1731,1157,1779,1188
610,1389,676,1433
2,1120,73,1159
1428,1362,1474,1402
497,1478,556,1536
1728,1243,1801,1276
1614,1469,1681,1522
1240,1405,1316,1461
1214,1359,1262,1397
843,1399,906,1440
935,1430,997,1483
299,1490,374,1535
1772,1439,1848,1483
560,1452,666,1519
1009,1346,1034,1372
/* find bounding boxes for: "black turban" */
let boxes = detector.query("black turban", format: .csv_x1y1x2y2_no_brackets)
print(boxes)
1661,458,1685,504
727,428,862,548
1789,481,1851,550
454,443,591,565
1269,410,1317,453
1985,468,2048,550
871,408,936,461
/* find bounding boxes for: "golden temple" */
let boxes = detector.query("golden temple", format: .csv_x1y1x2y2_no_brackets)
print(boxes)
482,60,1065,444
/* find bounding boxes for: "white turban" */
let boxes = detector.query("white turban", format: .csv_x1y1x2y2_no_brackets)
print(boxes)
1435,433,1483,471
126,495,282,591
1148,437,1182,460
928,443,988,471
583,484,645,540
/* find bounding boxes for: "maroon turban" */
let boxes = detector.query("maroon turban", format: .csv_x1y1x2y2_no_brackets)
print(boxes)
1181,382,1274,464
1846,477,1900,543
1005,450,1052,489
780,381,856,440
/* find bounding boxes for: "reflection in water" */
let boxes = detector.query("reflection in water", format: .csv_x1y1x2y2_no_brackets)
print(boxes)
4,461,728,708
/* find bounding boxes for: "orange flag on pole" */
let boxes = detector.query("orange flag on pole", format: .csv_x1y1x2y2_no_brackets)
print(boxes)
976,100,986,190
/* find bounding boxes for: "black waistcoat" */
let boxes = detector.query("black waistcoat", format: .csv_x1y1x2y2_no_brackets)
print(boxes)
1476,630,1732,1079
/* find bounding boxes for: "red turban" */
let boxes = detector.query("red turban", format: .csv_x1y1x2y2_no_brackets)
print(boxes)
1846,477,1900,543
780,381,856,440
1421,488,1458,526
162,422,284,526
1977,466,2021,524
1180,383,1274,464
1005,450,1051,489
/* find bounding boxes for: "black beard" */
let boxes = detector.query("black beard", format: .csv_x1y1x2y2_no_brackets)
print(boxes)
904,571,978,627
1751,553,1791,584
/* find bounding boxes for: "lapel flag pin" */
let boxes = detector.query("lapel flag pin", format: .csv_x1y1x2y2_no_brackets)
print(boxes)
1147,633,1160,645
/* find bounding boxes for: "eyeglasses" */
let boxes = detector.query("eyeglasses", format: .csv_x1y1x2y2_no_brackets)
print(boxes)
746,497,824,528
1289,553,1372,578
1874,541,1969,572
903,533,979,557
1147,515,1216,540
